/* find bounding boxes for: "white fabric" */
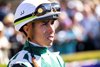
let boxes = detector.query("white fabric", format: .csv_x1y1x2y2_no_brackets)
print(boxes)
15,0,50,20
9,50,32,67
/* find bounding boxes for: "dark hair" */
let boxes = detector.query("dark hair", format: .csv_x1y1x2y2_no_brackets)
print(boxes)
19,25,27,36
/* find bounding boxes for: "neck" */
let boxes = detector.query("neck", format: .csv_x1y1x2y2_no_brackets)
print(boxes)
29,39,50,47
29,41,43,47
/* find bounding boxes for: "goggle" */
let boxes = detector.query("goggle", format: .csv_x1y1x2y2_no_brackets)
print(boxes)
33,3,60,16
15,3,60,23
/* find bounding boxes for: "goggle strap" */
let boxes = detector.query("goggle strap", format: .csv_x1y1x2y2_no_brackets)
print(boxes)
33,14,58,21
14,13,33,23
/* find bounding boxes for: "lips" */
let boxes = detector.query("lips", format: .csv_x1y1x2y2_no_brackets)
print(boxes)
47,36,54,41
49,36,54,38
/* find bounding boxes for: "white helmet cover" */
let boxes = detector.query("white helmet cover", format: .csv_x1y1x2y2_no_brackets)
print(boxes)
14,0,60,31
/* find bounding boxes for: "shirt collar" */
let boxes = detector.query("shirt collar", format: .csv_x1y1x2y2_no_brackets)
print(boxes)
29,41,41,47
23,40,48,56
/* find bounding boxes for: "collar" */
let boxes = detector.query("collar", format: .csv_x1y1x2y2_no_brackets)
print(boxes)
23,41,48,56
29,41,42,47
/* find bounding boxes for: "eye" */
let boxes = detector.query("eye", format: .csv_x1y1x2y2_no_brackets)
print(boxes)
41,20,54,26
42,22,48,25
51,20,54,25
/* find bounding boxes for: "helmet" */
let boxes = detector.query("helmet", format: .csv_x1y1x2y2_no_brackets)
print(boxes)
14,0,60,31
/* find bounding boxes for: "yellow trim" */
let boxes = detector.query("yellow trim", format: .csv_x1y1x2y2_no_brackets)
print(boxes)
61,50,100,62
14,16,37,25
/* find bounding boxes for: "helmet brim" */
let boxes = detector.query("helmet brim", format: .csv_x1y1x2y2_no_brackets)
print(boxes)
32,12,60,21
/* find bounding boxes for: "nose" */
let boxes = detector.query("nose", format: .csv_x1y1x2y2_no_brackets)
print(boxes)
48,24,55,34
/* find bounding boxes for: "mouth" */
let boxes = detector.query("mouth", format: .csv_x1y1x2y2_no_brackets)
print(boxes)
47,36,54,41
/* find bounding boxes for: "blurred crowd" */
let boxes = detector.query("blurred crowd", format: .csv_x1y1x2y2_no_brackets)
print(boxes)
53,0,100,54
0,0,26,64
0,0,100,65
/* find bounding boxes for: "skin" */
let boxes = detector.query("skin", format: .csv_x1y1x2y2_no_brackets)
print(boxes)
23,20,56,47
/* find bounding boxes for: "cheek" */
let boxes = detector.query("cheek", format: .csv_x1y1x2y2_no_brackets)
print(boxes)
40,26,47,34
35,26,46,37
35,28,46,42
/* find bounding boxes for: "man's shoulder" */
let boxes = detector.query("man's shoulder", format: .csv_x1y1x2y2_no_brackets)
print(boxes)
10,50,30,60
8,50,33,67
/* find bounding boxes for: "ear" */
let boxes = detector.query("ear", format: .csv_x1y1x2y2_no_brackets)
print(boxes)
23,24,29,34
23,23,31,36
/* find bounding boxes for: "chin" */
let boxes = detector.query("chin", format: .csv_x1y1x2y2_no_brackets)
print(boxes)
44,42,53,47
47,42,53,47
49,43,53,46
